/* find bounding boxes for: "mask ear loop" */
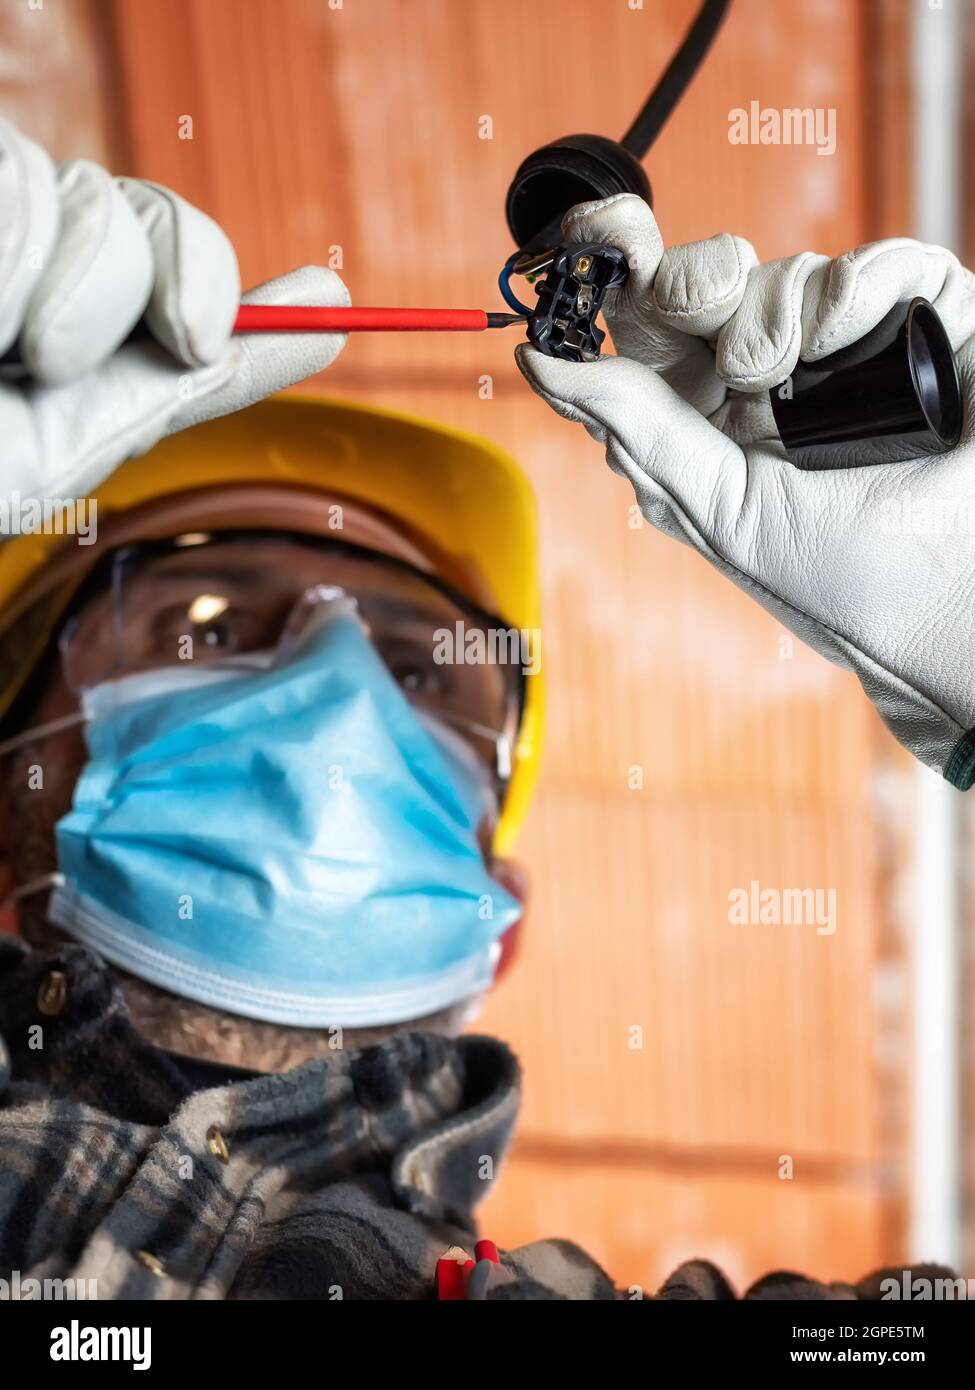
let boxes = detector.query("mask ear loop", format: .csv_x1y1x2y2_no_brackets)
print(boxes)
0,871,66,912
0,710,87,760
422,708,513,784
477,721,512,782
0,715,82,912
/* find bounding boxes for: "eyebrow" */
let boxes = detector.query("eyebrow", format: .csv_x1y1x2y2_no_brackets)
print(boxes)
129,566,464,626
127,552,492,631
129,563,287,592
361,594,460,625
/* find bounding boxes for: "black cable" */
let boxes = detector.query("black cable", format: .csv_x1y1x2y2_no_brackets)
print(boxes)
621,0,732,157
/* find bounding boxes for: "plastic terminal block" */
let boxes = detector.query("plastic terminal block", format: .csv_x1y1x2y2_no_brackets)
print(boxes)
527,242,630,363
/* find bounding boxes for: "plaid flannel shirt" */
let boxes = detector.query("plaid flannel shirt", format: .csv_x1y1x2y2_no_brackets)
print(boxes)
0,938,945,1301
0,938,616,1299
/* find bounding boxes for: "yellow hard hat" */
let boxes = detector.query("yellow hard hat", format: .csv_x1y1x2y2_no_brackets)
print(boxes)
0,393,542,854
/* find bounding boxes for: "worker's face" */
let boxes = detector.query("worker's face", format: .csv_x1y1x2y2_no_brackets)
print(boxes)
1,535,525,937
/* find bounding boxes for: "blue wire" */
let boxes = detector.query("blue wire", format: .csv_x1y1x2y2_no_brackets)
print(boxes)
498,253,534,317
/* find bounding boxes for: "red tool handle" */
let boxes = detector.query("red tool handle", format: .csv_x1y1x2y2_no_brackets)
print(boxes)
233,305,491,333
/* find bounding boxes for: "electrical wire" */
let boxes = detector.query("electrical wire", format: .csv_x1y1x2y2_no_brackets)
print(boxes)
497,254,535,317
621,0,731,157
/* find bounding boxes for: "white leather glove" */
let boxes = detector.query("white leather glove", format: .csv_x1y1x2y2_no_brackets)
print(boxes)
0,117,347,508
517,194,975,787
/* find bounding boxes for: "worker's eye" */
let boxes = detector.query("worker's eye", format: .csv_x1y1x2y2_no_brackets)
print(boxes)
378,637,445,698
137,601,275,663
389,658,443,698
192,614,239,653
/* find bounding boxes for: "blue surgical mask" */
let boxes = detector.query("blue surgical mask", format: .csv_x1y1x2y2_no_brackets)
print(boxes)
45,599,521,1027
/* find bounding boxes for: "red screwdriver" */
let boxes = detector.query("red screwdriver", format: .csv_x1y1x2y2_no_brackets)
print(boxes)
233,306,524,333
0,306,525,370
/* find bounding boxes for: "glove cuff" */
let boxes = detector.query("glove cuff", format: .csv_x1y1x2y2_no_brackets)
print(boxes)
944,729,975,790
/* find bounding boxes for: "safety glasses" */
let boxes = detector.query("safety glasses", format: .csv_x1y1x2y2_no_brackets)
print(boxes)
54,531,527,795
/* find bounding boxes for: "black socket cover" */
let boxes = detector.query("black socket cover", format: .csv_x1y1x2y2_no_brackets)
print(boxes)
769,297,963,470
506,134,652,255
